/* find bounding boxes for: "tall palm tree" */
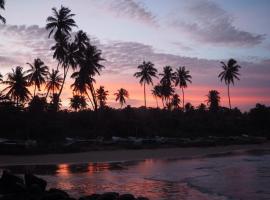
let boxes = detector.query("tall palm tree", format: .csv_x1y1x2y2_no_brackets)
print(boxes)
134,61,157,107
75,43,104,111
206,90,220,112
46,6,77,102
2,66,31,106
115,88,129,108
69,95,87,111
96,86,109,108
219,59,241,109
0,0,6,24
46,6,77,40
27,58,49,96
45,69,63,98
174,66,192,110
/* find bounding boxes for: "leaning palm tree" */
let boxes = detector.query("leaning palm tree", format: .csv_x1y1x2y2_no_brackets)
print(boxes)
46,6,77,40
27,58,49,96
2,66,31,107
134,61,157,107
174,66,192,110
114,88,129,108
45,69,63,98
219,59,241,109
0,0,6,24
69,95,87,111
206,90,220,112
96,86,109,108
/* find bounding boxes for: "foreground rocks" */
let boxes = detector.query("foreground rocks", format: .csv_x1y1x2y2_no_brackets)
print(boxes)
0,171,149,200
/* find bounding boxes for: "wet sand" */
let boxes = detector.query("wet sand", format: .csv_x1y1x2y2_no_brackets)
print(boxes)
0,143,270,166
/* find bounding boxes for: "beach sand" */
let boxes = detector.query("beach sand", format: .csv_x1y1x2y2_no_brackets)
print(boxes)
0,143,270,166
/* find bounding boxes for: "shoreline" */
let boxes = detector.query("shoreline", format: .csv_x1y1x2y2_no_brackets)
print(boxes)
1,143,270,166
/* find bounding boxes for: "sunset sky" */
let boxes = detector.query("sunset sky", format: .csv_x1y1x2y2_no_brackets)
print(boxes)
0,0,270,110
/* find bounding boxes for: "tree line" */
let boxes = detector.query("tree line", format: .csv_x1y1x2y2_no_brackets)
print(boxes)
0,5,242,112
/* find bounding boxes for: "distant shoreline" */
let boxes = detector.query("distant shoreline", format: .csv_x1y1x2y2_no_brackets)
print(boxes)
1,143,270,166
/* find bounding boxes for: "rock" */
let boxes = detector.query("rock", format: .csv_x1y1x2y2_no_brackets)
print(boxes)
97,192,119,200
25,173,47,191
79,194,101,200
118,194,136,200
41,188,70,200
0,171,25,195
136,197,149,200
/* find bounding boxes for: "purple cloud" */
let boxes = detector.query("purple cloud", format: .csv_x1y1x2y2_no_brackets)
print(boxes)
170,0,265,46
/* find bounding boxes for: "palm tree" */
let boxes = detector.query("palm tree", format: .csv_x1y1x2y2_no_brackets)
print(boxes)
2,66,31,106
160,66,175,86
219,59,241,109
0,0,6,24
96,86,109,108
0,73,3,82
152,85,162,108
115,88,129,108
171,94,181,110
134,61,157,107
71,66,95,110
49,93,61,112
27,58,49,96
75,43,104,111
160,83,174,107
174,66,192,110
46,6,77,102
45,69,63,98
70,95,87,111
46,6,77,40
206,90,220,112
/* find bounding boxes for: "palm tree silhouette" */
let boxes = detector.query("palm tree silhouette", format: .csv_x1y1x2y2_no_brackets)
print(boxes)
160,82,175,107
174,66,192,110
115,88,129,108
46,6,77,103
27,58,49,96
206,90,220,112
76,43,104,111
70,95,87,111
160,66,175,86
49,93,61,112
2,66,31,107
45,69,63,98
96,86,109,108
134,61,157,107
152,85,162,108
0,0,6,24
171,94,181,110
46,6,77,40
219,59,241,109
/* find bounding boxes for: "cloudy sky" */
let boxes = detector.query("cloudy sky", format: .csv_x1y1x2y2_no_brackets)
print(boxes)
0,0,270,110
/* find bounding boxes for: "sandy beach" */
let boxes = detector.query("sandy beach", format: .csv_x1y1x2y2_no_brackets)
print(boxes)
0,143,270,166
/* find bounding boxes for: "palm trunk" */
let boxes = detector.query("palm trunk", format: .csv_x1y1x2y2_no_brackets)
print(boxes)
58,65,69,100
89,83,98,111
161,97,165,108
182,87,185,111
155,96,158,108
227,84,231,109
33,84,36,97
45,89,50,99
143,83,146,107
86,91,95,110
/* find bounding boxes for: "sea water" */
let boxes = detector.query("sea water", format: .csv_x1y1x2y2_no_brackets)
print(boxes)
1,149,270,200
